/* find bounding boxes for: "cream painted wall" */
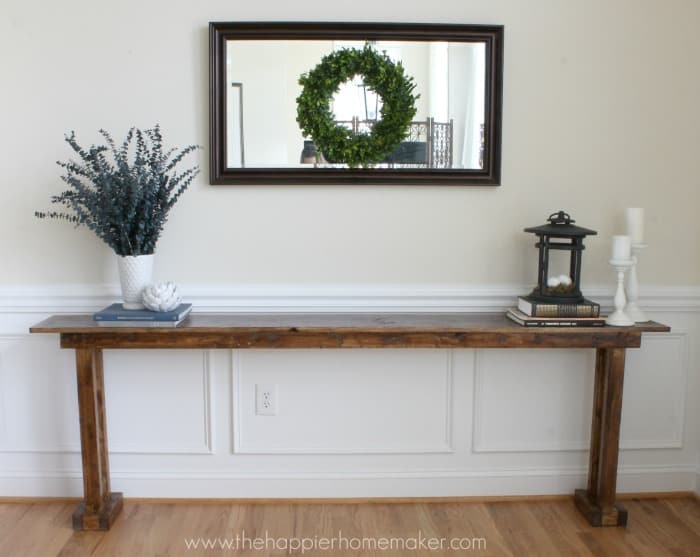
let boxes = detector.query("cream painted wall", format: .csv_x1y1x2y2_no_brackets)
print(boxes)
2,0,699,288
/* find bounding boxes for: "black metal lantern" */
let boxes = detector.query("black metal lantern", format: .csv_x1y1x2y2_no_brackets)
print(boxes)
524,211,597,304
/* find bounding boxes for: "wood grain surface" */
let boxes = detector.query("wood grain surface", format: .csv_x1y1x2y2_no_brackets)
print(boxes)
29,313,670,350
0,497,697,556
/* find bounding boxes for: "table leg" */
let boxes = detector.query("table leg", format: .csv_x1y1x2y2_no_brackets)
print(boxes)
575,347,628,526
73,348,123,531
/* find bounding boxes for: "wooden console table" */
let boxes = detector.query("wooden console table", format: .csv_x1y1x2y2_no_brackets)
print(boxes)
30,313,669,531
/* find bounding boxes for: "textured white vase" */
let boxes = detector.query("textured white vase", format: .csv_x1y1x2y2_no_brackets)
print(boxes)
117,254,155,310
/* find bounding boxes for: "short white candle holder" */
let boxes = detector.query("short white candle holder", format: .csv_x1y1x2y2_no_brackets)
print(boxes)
625,243,648,322
606,258,635,327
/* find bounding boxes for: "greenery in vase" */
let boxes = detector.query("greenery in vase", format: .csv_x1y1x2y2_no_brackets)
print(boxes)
35,125,200,256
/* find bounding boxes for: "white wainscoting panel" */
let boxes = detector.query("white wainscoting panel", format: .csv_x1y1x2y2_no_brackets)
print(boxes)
0,285,698,497
620,333,688,449
103,350,213,454
0,335,79,452
473,333,690,453
233,349,453,454
472,349,595,452
0,342,214,455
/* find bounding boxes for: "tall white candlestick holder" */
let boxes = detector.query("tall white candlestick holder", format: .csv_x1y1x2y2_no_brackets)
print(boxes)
606,258,635,326
625,243,648,322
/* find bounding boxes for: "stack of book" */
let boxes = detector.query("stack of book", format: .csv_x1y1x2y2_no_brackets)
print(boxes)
93,303,193,327
507,297,604,327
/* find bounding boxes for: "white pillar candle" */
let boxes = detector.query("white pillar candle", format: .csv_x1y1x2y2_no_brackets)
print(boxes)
611,235,631,261
625,208,644,245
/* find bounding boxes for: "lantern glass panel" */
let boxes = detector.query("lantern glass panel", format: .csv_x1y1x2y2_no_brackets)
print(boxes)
546,240,574,285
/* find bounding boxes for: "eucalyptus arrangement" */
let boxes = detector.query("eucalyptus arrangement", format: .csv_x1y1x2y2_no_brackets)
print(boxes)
36,125,200,256
36,125,200,308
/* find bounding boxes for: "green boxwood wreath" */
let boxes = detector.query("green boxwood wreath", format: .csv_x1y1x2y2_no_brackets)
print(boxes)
296,45,419,168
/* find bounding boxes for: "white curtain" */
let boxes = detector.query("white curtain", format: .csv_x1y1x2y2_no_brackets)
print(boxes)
448,43,485,169
428,42,449,122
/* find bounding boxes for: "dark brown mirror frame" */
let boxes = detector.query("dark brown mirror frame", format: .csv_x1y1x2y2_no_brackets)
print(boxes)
209,22,504,186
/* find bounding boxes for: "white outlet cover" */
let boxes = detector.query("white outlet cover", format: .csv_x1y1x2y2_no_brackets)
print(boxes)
255,384,278,416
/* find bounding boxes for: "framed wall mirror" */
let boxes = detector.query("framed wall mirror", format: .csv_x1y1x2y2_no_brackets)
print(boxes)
210,22,503,185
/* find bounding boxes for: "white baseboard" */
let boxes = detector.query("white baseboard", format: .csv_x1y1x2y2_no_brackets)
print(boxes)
0,465,694,498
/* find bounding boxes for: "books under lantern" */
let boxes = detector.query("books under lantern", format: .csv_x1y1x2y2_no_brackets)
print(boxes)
506,308,605,327
517,296,600,318
93,303,192,327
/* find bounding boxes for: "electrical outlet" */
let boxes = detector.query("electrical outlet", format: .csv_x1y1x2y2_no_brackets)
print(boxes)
255,384,278,416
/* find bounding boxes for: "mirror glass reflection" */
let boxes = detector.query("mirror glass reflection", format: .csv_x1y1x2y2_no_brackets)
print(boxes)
225,40,486,170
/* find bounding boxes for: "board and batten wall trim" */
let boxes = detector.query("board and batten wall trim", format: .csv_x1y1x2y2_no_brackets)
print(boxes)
472,332,691,453
231,349,455,455
0,284,698,498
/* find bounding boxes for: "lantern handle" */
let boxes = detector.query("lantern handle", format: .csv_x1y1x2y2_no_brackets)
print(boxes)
548,210,574,225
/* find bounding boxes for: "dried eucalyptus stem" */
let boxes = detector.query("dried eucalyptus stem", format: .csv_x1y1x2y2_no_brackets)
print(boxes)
36,125,200,256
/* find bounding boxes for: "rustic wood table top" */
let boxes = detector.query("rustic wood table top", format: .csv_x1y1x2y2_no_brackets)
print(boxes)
30,313,670,350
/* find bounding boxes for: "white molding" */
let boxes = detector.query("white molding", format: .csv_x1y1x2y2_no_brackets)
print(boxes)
470,349,594,453
0,463,695,481
0,464,694,498
1,284,700,314
231,350,454,455
444,350,455,452
0,349,215,456
472,332,690,452
202,351,215,454
620,332,689,450
112,350,216,454
105,350,214,455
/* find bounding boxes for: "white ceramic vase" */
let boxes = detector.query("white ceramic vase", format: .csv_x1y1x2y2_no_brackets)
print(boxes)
117,254,155,310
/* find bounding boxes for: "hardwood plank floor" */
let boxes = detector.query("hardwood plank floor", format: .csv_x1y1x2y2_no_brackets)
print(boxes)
0,497,698,556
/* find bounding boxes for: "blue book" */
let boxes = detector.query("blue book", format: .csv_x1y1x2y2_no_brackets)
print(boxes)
93,303,192,322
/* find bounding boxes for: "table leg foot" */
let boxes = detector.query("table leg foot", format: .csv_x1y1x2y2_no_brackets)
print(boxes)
72,492,123,531
574,489,627,527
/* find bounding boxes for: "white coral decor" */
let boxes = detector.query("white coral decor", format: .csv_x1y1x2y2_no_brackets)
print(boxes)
142,282,182,312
